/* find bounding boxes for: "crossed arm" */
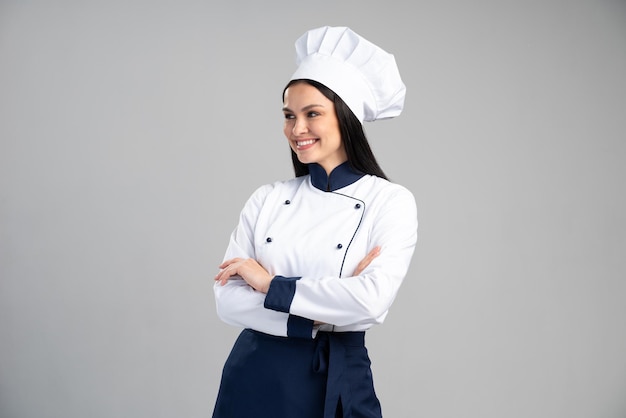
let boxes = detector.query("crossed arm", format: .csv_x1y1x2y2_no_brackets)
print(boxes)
214,246,381,293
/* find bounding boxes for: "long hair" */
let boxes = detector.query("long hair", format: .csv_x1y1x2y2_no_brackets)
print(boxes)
283,79,388,180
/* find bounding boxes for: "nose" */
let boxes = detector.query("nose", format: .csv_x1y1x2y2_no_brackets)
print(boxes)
292,117,308,135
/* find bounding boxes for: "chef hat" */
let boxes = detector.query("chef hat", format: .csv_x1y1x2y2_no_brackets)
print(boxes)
289,26,406,123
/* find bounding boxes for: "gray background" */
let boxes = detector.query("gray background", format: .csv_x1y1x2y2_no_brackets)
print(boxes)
1,1,625,417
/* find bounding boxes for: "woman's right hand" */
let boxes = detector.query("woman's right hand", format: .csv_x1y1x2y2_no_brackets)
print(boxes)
215,257,273,293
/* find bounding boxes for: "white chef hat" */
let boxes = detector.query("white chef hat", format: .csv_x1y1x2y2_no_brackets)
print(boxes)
289,26,406,123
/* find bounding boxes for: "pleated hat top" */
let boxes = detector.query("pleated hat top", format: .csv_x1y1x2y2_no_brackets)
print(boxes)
289,26,406,123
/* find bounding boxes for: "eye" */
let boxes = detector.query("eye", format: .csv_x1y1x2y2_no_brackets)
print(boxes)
283,113,295,120
307,111,320,118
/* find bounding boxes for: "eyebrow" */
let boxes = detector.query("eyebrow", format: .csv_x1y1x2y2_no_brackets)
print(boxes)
282,104,325,112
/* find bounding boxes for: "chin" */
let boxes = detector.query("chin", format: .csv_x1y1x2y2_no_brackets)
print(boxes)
296,155,314,165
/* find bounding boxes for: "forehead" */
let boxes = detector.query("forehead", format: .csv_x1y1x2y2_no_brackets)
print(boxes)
283,82,333,108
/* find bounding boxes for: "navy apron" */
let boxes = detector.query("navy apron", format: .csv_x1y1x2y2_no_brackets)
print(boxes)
212,329,382,418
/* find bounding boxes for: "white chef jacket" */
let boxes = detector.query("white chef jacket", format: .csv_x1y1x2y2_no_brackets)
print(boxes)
214,162,417,338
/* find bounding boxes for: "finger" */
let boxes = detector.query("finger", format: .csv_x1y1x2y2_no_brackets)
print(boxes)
217,270,232,286
364,246,381,263
214,264,236,284
353,246,382,276
219,258,242,269
353,260,367,276
215,258,243,283
214,270,226,282
368,245,382,258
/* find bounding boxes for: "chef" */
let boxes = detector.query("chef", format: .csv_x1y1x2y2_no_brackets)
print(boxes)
212,26,418,418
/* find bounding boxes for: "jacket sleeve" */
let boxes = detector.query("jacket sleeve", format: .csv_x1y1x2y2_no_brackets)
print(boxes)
263,185,418,329
213,184,314,338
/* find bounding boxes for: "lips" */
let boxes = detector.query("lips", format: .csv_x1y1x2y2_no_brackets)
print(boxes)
295,138,318,150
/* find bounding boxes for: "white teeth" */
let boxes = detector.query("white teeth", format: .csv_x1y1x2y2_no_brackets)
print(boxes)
296,139,316,147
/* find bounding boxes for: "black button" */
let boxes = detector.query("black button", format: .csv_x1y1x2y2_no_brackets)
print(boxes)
266,237,272,243
284,200,291,205
354,203,361,209
336,243,343,249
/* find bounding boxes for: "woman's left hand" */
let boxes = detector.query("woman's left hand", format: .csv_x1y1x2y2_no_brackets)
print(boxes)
215,258,273,293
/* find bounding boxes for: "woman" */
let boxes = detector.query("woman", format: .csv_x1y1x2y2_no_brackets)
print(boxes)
212,26,418,418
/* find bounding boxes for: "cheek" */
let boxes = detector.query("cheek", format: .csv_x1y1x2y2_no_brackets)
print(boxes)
283,122,292,138
283,126,296,150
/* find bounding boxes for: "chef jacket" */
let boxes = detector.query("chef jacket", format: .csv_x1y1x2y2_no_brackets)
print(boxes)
214,162,418,339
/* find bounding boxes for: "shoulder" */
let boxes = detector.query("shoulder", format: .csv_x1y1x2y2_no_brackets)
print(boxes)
361,177,418,236
360,175,416,203
356,176,418,222
246,176,308,206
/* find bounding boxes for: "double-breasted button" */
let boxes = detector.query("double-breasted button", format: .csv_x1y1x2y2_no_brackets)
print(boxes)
354,203,361,209
336,243,343,249
266,237,272,243
284,200,291,205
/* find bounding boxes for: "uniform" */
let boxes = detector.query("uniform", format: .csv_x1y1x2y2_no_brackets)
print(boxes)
212,162,418,418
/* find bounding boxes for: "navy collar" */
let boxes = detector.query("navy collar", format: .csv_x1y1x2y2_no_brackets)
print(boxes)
309,162,365,192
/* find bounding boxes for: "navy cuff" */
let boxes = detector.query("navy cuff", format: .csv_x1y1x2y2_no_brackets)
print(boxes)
264,275,301,313
287,315,314,339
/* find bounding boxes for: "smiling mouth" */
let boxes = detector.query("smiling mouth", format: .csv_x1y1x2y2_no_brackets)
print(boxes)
295,139,318,149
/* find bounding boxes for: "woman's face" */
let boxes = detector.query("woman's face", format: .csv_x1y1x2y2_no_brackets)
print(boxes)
283,82,347,174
